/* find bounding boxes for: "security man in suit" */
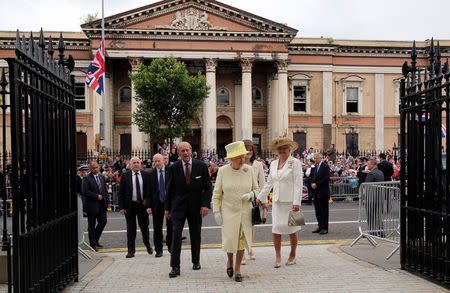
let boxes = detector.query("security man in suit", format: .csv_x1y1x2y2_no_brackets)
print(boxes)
81,160,109,251
146,153,172,257
311,153,331,235
118,156,153,258
165,141,212,278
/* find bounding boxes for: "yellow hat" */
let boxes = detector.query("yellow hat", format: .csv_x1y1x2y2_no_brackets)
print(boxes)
225,141,249,159
271,136,298,154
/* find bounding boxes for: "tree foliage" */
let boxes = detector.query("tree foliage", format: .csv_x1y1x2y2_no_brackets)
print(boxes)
130,57,209,143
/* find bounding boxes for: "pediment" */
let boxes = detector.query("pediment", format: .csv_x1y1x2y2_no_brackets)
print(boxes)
82,0,297,41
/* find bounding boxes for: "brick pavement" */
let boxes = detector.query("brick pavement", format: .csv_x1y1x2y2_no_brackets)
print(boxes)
63,244,448,293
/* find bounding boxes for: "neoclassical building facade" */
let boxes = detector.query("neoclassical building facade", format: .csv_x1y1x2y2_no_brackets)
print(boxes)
1,0,447,155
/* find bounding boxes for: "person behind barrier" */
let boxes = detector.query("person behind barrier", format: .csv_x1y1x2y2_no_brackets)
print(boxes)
365,159,385,236
146,153,172,258
377,153,394,181
118,157,154,258
257,137,303,268
81,160,110,251
311,153,331,235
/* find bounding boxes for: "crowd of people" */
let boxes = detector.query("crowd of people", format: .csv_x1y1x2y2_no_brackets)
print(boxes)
76,139,398,282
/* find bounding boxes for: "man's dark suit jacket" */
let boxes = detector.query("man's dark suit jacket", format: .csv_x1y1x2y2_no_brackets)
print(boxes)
146,166,171,209
165,159,212,214
365,167,385,183
377,160,394,181
81,173,108,216
311,162,331,198
118,170,151,210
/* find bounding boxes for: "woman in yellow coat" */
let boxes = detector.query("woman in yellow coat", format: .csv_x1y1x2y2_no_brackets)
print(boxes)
212,141,259,282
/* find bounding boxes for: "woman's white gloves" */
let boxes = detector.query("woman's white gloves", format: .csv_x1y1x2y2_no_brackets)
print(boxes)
240,192,254,201
214,212,223,225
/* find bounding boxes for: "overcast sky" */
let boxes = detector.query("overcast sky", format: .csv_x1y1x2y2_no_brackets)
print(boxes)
0,0,449,41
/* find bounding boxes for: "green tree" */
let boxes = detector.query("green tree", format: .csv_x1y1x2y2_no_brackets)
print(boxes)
130,57,209,145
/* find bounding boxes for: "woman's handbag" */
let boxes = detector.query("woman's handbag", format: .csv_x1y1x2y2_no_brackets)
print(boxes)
252,198,262,225
288,209,305,226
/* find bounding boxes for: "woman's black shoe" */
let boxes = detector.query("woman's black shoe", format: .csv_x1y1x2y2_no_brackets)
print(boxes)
227,267,233,278
234,274,242,282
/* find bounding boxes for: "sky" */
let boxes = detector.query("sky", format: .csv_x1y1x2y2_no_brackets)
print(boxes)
0,0,449,41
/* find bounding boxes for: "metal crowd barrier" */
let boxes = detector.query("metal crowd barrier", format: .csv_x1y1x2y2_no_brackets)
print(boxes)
329,176,359,200
106,181,120,211
350,181,400,260
78,195,95,259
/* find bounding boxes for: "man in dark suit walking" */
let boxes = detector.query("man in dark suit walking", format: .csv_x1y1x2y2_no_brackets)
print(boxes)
146,153,172,258
311,153,331,235
165,141,212,278
82,160,109,251
118,157,153,258
377,153,394,181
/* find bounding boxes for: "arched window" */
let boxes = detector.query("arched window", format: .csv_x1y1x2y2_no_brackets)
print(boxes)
252,87,262,106
119,86,131,103
217,87,230,106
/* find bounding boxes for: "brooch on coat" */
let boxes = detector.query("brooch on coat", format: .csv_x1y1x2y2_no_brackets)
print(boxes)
243,167,248,172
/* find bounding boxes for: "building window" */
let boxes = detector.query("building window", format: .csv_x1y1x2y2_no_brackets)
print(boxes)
119,86,131,103
74,83,86,110
346,87,359,113
217,87,230,106
293,85,307,112
252,87,262,106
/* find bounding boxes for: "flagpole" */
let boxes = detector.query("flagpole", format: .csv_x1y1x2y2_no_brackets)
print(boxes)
100,0,106,148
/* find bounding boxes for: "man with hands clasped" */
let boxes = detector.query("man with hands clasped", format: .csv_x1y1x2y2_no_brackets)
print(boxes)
118,157,153,258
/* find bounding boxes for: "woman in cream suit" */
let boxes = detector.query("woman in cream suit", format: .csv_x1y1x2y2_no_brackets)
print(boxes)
241,139,265,264
257,137,303,268
212,141,259,282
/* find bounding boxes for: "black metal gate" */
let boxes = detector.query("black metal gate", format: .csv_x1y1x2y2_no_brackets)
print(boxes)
1,30,77,292
400,39,450,288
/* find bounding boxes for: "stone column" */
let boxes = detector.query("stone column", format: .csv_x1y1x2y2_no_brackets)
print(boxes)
276,60,289,138
269,71,279,141
202,58,217,150
322,71,333,149
234,78,242,140
375,73,385,151
241,58,253,140
129,57,146,150
103,72,113,148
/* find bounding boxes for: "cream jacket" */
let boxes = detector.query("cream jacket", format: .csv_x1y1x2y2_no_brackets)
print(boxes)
258,156,303,205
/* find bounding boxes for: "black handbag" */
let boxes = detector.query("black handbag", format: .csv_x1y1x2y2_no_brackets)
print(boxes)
252,197,262,225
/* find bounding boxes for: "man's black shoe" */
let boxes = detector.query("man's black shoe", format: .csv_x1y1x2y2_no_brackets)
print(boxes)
312,228,321,233
192,263,201,270
319,229,328,235
96,243,104,248
169,267,180,278
155,251,163,258
147,246,153,255
125,253,135,258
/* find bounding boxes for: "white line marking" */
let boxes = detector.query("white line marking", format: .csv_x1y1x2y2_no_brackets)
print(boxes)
85,220,359,234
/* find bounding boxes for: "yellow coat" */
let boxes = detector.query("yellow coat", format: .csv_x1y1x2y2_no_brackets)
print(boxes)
212,164,259,253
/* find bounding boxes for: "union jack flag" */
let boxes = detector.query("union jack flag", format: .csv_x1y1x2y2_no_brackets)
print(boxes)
86,40,105,95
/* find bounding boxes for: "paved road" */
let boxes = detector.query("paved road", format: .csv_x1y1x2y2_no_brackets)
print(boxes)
80,201,361,251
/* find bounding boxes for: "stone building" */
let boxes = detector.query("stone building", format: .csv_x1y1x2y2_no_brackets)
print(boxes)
0,0,447,156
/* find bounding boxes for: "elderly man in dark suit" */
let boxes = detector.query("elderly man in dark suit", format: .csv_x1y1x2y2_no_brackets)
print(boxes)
82,160,109,251
311,153,331,235
118,156,153,258
165,141,212,278
146,153,172,258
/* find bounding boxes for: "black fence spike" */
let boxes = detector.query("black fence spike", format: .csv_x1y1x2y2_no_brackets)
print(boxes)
0,69,7,88
411,40,417,61
38,28,45,50
15,30,20,50
58,32,65,64
48,35,54,58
